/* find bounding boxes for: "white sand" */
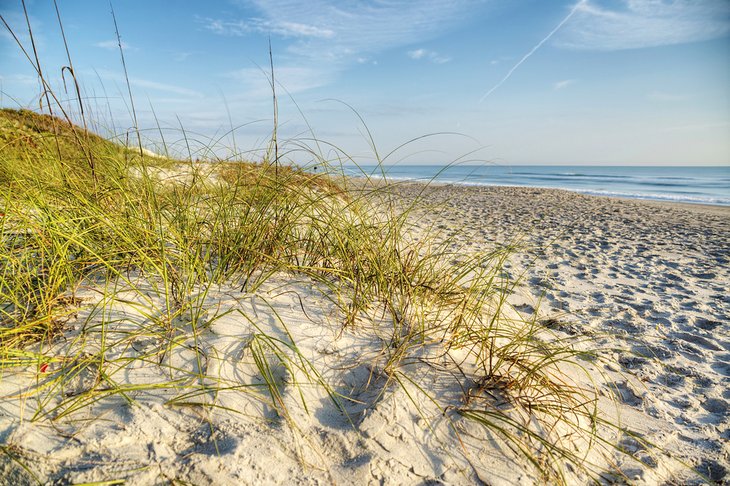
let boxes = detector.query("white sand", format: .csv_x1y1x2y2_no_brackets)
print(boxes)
395,183,729,484
1,183,727,484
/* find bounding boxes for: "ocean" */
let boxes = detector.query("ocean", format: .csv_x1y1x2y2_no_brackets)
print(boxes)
343,165,730,206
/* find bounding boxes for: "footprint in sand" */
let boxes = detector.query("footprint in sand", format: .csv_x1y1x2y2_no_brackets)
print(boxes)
696,458,728,483
672,332,722,352
612,381,643,407
180,424,238,456
700,397,728,416
695,318,722,331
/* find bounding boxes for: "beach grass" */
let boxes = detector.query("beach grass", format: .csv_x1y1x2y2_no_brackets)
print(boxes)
0,105,645,484
0,9,673,484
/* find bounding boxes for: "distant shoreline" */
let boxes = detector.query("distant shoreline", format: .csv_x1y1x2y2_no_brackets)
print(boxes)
337,164,730,207
344,174,730,212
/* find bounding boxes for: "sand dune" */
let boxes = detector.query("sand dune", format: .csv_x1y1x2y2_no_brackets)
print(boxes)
1,182,727,485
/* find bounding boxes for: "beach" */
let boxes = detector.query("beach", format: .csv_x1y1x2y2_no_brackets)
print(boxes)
391,182,730,483
2,0,728,481
1,179,728,485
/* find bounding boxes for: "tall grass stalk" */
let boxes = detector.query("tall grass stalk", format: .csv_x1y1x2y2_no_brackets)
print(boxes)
110,1,142,157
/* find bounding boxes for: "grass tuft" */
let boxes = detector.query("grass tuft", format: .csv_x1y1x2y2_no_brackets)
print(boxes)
0,9,671,482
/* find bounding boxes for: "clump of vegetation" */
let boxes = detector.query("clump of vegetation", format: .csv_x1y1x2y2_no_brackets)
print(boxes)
0,6,664,484
0,107,623,484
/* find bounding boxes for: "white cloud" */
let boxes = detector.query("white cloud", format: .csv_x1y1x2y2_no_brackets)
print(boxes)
173,51,194,62
556,0,730,50
647,91,691,102
0,10,43,48
0,73,38,86
93,69,203,98
96,40,134,51
278,21,335,39
408,49,427,60
129,78,202,97
356,57,378,65
553,79,576,90
407,48,451,64
661,121,729,132
201,1,473,97
200,17,334,39
227,66,333,98
210,1,483,63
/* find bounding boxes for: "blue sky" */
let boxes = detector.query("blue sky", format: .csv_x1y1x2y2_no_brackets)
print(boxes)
1,0,728,166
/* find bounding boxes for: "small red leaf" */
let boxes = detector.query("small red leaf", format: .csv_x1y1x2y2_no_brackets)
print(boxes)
40,363,49,373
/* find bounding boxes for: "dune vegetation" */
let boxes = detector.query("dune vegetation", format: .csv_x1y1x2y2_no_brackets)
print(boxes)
0,103,650,484
0,7,672,485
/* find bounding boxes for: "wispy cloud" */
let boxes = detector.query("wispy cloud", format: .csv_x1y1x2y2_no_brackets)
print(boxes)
0,73,38,86
662,121,730,132
200,17,335,39
172,51,194,62
408,49,428,60
553,79,576,90
647,91,691,102
212,1,483,63
129,77,202,97
0,10,43,47
226,66,334,98
407,48,451,64
94,69,203,98
556,0,730,50
95,40,134,51
202,1,479,97
356,57,378,65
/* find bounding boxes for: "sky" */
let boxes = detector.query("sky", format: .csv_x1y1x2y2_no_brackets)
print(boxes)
1,0,729,166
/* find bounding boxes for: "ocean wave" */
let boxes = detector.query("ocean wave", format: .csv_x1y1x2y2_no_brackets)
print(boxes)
506,175,700,189
513,171,637,180
575,189,730,206
341,165,730,206
461,182,730,205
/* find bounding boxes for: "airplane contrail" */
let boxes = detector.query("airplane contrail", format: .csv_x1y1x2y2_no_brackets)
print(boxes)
479,0,587,104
